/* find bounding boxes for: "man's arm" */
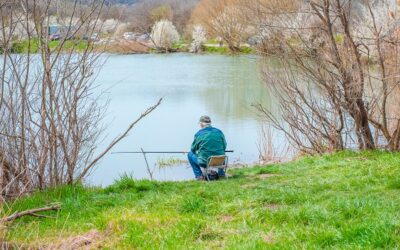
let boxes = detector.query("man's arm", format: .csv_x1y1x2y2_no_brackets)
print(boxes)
191,136,198,153
222,132,227,151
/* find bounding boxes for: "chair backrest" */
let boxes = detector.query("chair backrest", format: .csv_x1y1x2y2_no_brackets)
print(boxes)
207,155,227,168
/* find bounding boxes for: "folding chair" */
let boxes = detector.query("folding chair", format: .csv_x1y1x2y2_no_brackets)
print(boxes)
203,155,228,181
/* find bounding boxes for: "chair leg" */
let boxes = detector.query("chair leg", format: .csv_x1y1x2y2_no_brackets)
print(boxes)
205,168,210,182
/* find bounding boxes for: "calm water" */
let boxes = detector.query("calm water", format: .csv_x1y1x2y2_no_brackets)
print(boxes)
88,53,273,186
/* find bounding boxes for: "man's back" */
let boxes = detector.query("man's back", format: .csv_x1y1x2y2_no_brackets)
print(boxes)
191,126,227,165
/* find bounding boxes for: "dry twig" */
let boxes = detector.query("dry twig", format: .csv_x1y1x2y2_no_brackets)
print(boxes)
1,204,61,223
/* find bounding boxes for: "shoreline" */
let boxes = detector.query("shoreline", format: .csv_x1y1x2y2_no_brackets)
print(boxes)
8,38,256,55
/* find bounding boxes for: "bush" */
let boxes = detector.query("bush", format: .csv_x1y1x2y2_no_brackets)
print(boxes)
150,19,180,52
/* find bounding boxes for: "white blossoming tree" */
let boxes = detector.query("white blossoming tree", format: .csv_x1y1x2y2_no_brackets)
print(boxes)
150,20,180,52
190,25,207,53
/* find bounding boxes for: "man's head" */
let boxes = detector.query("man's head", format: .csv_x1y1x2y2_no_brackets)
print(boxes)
199,115,211,128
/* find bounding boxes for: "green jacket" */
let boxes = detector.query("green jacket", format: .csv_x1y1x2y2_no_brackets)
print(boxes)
191,126,227,165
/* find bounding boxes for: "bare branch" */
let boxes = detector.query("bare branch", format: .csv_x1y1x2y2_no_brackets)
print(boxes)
77,98,163,181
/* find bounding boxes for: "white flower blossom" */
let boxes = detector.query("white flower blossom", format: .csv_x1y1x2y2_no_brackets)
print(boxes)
150,20,179,51
190,25,206,53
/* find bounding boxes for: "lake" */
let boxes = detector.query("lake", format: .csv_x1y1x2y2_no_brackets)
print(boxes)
88,53,275,186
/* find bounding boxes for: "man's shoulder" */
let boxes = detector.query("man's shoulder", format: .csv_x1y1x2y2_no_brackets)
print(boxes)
195,126,224,137
194,128,208,137
210,127,224,134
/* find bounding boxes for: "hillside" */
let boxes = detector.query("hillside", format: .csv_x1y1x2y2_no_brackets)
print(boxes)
113,0,138,4
5,151,400,248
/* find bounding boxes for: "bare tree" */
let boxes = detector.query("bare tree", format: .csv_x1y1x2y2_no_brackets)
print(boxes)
0,0,161,199
190,0,249,52
127,0,199,34
251,0,400,153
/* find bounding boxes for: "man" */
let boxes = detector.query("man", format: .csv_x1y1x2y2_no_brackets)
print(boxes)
188,115,227,180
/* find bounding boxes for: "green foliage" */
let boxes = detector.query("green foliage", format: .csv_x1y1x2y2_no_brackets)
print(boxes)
205,39,220,45
157,157,187,168
9,39,89,54
11,39,39,53
202,45,254,55
5,151,400,248
179,196,206,213
171,40,190,51
240,46,254,54
104,174,158,193
203,45,230,54
335,34,345,43
48,40,89,51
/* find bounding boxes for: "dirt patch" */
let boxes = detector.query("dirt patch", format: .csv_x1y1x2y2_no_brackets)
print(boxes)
246,173,280,180
0,242,23,249
257,174,279,179
46,229,107,250
264,204,282,211
262,230,275,244
228,163,251,169
103,40,150,54
346,157,369,162
120,212,179,229
240,183,259,189
219,215,234,222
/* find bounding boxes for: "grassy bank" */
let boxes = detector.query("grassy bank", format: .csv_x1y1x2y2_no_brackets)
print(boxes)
202,45,254,54
9,39,255,55
10,39,89,53
4,151,400,248
171,40,255,55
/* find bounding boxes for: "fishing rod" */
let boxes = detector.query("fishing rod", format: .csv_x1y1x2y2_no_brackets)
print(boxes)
111,150,234,154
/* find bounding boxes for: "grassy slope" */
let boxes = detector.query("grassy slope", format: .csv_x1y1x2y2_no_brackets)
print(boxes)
6,151,400,249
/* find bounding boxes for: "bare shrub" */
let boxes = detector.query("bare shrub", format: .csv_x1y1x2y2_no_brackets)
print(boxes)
150,4,174,23
0,0,161,199
127,0,199,34
251,0,400,153
190,0,249,52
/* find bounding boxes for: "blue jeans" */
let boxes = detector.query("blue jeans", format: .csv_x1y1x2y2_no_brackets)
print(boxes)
188,152,225,178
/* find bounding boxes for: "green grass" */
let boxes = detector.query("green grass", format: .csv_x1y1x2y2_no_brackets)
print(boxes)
239,46,254,54
157,157,188,168
171,43,187,50
203,45,230,54
4,151,400,248
203,45,254,55
9,39,89,53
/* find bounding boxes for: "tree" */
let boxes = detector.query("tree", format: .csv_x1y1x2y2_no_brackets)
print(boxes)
0,0,160,199
254,0,400,153
150,4,173,23
126,0,200,34
150,19,180,51
189,24,206,52
190,0,247,52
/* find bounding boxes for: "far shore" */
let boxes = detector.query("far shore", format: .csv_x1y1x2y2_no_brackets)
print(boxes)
8,38,255,55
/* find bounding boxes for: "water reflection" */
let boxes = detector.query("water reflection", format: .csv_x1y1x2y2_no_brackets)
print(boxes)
198,55,271,120
88,53,272,186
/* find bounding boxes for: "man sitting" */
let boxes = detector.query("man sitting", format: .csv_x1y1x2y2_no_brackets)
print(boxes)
188,115,227,180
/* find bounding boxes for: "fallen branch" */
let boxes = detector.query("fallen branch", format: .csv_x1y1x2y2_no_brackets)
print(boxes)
77,98,163,181
1,204,61,222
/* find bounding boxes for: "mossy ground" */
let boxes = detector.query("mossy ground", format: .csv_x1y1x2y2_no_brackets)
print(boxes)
4,151,400,249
